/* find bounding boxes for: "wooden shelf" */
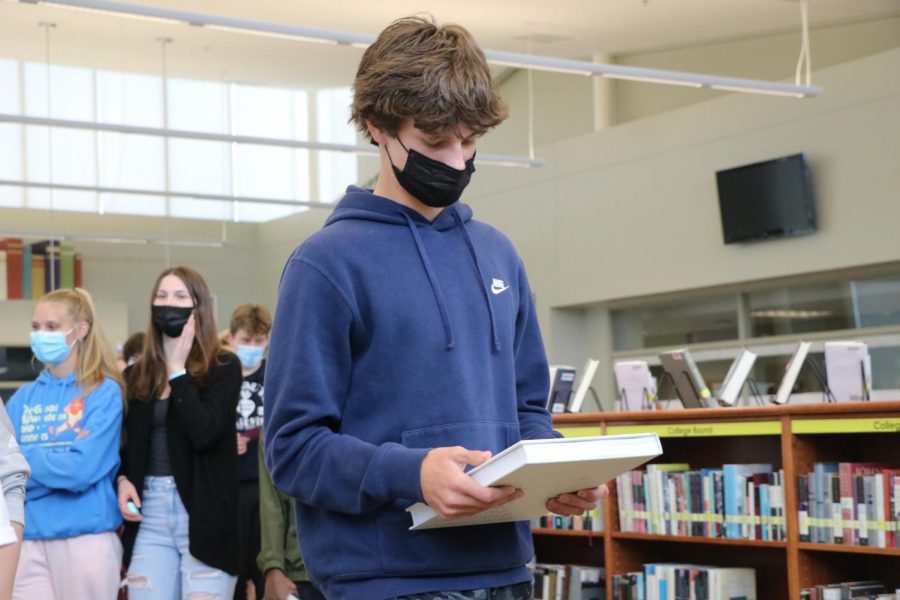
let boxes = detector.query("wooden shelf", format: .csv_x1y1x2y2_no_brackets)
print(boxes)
532,528,602,538
611,531,786,549
797,542,900,557
529,401,900,600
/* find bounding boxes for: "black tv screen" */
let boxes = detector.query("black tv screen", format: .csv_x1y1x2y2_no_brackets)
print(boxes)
716,153,816,244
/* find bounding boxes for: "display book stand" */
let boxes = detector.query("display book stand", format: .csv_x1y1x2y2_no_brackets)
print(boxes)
632,348,871,410
534,400,900,600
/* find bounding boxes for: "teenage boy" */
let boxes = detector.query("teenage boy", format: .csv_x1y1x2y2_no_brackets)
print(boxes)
225,304,272,600
265,16,606,600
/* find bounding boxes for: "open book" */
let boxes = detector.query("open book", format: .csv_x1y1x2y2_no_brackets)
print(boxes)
407,433,662,530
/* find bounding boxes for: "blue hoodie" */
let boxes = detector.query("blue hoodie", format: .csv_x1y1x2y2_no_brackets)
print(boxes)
6,371,123,540
265,187,559,600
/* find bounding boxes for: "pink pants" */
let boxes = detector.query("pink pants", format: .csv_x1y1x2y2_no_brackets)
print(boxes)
12,531,122,600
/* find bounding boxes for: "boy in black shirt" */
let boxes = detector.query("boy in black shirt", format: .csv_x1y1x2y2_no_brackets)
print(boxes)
225,304,272,600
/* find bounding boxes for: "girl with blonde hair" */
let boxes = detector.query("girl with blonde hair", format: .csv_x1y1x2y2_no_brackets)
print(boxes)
5,287,125,600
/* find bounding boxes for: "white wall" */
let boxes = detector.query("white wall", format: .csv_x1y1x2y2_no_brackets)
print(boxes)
615,16,900,123
0,208,261,343
465,47,900,377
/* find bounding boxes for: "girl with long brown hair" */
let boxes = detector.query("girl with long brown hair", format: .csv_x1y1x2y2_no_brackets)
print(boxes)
116,266,242,600
5,288,125,600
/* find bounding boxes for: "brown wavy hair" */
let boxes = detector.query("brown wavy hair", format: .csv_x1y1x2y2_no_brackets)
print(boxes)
39,288,124,402
351,16,508,143
229,303,272,337
127,266,221,401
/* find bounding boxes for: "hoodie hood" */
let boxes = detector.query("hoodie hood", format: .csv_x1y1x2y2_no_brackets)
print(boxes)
324,186,473,231
324,187,497,352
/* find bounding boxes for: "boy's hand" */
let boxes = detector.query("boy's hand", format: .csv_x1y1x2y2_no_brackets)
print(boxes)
420,446,522,520
546,485,609,517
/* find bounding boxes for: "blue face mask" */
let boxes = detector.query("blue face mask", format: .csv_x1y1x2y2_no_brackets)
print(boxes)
31,329,76,366
236,344,265,369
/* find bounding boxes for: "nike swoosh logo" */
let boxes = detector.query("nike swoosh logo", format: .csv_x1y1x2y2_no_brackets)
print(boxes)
491,284,510,295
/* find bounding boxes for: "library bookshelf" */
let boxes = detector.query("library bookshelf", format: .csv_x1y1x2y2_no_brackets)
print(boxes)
539,400,900,599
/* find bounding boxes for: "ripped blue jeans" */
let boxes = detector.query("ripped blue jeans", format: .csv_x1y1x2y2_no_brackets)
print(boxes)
127,477,237,600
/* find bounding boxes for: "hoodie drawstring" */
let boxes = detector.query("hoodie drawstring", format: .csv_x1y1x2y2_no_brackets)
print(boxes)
451,210,502,353
401,212,456,351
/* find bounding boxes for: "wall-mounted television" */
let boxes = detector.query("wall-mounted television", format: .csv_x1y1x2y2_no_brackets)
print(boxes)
716,153,816,244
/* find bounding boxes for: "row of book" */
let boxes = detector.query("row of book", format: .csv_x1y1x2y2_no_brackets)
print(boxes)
612,564,755,600
800,581,900,600
0,239,83,300
531,563,604,600
798,463,900,548
534,506,605,532
616,463,786,541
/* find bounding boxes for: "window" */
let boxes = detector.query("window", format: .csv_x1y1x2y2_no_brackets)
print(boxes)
2,58,355,222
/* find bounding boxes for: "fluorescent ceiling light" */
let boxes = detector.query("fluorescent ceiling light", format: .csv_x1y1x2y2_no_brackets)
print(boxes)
0,178,334,210
17,0,823,99
0,114,543,167
0,228,226,247
750,309,832,319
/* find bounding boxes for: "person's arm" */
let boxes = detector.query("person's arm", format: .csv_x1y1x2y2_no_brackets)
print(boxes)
512,261,562,441
168,355,242,451
0,401,29,531
0,522,23,600
257,430,289,575
21,380,123,493
264,257,428,515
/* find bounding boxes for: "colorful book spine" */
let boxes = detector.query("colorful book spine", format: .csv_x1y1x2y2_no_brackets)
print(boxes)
0,238,24,299
22,243,32,299
31,253,45,299
60,244,75,289
0,249,7,300
74,252,83,288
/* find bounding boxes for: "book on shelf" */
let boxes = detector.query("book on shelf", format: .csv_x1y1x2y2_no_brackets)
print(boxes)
799,462,899,548
531,563,604,600
548,365,578,414
534,505,604,532
658,349,713,409
717,349,757,407
615,564,755,600
0,238,25,299
800,580,898,600
407,433,662,530
60,244,75,289
614,361,657,412
616,463,785,542
569,358,601,413
0,248,6,300
773,341,812,405
824,341,872,402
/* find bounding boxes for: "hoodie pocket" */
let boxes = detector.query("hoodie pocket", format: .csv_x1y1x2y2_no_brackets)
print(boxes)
373,420,533,578
399,420,518,457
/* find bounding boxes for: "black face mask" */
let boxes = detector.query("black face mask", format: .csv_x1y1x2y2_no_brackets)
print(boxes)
386,138,476,208
152,305,194,338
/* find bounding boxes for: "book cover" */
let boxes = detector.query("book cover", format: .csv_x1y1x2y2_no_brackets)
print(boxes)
74,252,83,288
547,365,577,414
407,433,662,530
0,250,7,300
31,254,45,299
0,238,24,299
60,244,75,289
723,464,772,539
839,463,884,545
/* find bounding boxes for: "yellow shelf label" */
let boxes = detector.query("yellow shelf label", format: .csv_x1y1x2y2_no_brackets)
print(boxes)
557,426,602,438
605,421,781,438
793,418,900,435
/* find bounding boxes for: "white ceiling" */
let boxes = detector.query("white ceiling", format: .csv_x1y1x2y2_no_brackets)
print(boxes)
0,0,898,89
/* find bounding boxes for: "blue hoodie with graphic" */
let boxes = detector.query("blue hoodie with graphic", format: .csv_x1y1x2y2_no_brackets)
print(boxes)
6,371,123,540
265,187,559,600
